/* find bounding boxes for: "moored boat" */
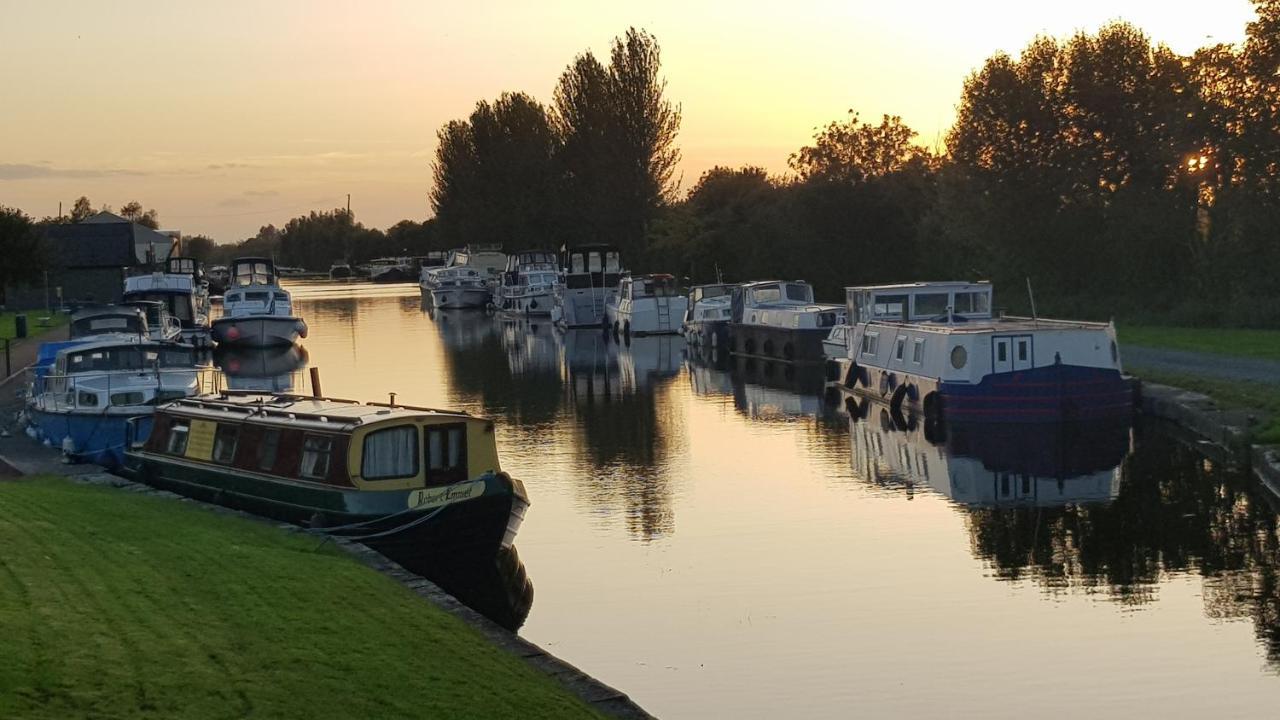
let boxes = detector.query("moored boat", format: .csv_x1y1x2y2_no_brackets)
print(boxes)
834,281,1133,423
121,392,530,565
123,256,213,347
729,280,845,364
552,244,625,329
211,258,308,347
494,250,560,316
682,283,735,348
604,274,687,337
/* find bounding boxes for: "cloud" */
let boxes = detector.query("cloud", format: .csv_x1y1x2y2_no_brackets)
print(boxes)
0,163,145,180
216,196,253,208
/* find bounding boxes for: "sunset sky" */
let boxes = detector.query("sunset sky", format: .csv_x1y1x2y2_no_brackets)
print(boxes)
0,0,1258,242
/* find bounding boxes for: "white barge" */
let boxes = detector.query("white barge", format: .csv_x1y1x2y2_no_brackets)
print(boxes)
835,281,1133,423
728,280,845,364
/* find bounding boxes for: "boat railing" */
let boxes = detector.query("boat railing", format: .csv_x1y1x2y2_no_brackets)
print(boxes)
27,366,221,411
861,315,1112,334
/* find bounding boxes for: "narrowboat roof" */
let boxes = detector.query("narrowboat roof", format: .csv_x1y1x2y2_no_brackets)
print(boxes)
159,392,482,431
846,281,991,292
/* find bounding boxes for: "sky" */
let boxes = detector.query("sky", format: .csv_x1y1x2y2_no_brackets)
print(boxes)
0,0,1259,242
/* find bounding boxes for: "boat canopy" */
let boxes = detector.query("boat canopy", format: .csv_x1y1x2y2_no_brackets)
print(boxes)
845,281,993,324
70,306,148,338
59,342,195,373
563,245,623,290
230,258,277,287
621,274,679,299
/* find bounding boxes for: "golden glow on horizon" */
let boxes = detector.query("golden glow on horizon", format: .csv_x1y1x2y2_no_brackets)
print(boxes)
0,0,1257,241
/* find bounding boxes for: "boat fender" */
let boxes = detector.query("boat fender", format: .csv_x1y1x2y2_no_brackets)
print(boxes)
879,372,897,397
225,325,241,341
297,320,309,339
889,383,909,415
844,361,861,389
922,391,943,421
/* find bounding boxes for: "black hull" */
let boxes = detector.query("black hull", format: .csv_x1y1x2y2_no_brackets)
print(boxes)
730,324,828,364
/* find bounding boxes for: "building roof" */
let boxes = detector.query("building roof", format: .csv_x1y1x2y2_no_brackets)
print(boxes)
44,214,176,267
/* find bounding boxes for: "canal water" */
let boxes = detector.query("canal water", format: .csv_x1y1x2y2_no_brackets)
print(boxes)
244,282,1280,718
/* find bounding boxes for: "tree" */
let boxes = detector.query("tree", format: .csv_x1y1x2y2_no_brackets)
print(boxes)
789,112,932,183
183,235,217,263
0,206,47,290
278,209,384,270
70,196,93,222
118,200,160,229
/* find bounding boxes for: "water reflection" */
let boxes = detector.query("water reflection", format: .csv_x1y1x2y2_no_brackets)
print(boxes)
394,546,535,632
213,344,308,393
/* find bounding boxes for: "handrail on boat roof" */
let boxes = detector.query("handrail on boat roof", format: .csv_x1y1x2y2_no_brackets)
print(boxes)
173,390,476,421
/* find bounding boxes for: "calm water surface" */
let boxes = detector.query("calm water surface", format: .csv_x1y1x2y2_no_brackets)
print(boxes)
252,283,1280,718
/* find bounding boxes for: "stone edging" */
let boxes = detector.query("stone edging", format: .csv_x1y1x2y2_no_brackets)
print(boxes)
1140,381,1280,491
59,471,655,720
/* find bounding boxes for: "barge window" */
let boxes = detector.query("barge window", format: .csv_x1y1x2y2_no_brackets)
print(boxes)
997,343,1007,363
751,285,782,304
300,435,333,479
257,429,280,471
913,293,948,318
871,295,907,320
894,336,906,362
1018,340,1028,362
785,284,812,302
861,332,879,356
167,421,190,455
912,339,925,364
212,424,239,464
954,291,990,315
363,426,420,480
427,424,468,482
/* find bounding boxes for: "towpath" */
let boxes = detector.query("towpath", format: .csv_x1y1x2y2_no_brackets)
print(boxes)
1125,346,1280,385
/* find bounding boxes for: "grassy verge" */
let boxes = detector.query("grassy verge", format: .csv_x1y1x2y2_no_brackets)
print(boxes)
0,311,69,341
0,477,603,720
1120,325,1280,361
1131,367,1280,444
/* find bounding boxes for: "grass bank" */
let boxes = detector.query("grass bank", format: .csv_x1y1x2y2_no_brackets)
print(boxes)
1119,325,1280,361
0,477,603,720
1133,370,1280,445
0,310,68,341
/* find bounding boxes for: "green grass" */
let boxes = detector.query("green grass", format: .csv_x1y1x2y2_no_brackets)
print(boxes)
0,311,68,342
1131,368,1280,445
0,477,603,720
1120,325,1280,362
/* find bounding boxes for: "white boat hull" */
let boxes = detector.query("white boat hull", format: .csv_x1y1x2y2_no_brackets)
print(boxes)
430,287,491,309
211,316,307,347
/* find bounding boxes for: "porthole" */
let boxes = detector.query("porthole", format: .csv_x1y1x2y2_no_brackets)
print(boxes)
950,345,967,369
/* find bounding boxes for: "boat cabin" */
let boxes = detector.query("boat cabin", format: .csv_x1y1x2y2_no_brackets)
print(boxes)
167,256,204,281
125,300,182,340
730,280,842,328
42,340,197,408
229,258,278,288
70,306,148,339
845,282,993,325
141,394,502,492
619,274,678,300
562,245,624,290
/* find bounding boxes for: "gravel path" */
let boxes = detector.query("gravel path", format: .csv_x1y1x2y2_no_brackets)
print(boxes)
1124,345,1280,385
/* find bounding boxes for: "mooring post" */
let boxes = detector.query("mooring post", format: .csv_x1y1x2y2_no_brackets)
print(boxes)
3,338,9,380
309,366,322,398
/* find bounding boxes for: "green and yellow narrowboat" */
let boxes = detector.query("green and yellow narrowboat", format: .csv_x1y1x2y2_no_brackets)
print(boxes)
122,392,529,566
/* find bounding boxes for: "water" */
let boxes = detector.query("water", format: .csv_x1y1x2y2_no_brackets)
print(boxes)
245,282,1280,718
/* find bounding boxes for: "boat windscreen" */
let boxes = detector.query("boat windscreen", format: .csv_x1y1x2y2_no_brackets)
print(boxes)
71,315,144,337
785,283,813,302
65,346,194,372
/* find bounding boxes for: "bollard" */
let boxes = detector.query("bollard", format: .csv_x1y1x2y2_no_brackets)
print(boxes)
3,338,9,379
14,314,27,339
309,366,322,398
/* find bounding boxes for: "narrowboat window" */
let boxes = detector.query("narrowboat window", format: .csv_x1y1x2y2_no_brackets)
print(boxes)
426,424,468,480
913,293,949,318
871,295,908,320
257,429,280,471
300,435,333,479
912,338,925,364
1018,340,1028,362
894,336,906,361
167,421,190,455
362,425,420,480
954,291,991,315
212,424,239,464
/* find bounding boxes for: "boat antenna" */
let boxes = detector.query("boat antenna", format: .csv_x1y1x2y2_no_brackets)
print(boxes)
715,263,723,284
1026,277,1039,328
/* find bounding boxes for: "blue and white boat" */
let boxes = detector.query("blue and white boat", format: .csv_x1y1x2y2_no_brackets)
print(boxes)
729,280,845,364
24,337,202,467
123,256,213,347
836,281,1133,423
211,258,308,347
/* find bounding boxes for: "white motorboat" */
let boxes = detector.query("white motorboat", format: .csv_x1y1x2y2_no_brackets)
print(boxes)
211,258,308,347
729,280,845,364
123,256,213,346
605,274,687,337
681,283,735,348
552,244,625,329
494,250,560,316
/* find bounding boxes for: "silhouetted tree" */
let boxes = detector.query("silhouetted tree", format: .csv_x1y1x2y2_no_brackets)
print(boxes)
118,200,160,229
69,196,93,222
0,206,46,289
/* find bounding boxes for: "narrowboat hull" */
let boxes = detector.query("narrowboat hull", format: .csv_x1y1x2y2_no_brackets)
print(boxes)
834,359,1135,423
730,324,828,364
430,286,490,309
24,407,153,468
211,316,307,347
122,451,528,562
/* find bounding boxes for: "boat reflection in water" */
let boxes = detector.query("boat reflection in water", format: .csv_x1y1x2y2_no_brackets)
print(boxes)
685,344,828,421
213,344,309,393
845,398,1129,506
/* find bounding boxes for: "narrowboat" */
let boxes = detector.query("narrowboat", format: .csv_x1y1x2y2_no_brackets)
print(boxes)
552,244,625,329
835,281,1133,423
604,274,687,337
729,280,845,364
681,283,735,349
121,393,530,564
494,250,560,316
844,395,1129,507
124,256,213,346
24,338,202,467
211,258,308,347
